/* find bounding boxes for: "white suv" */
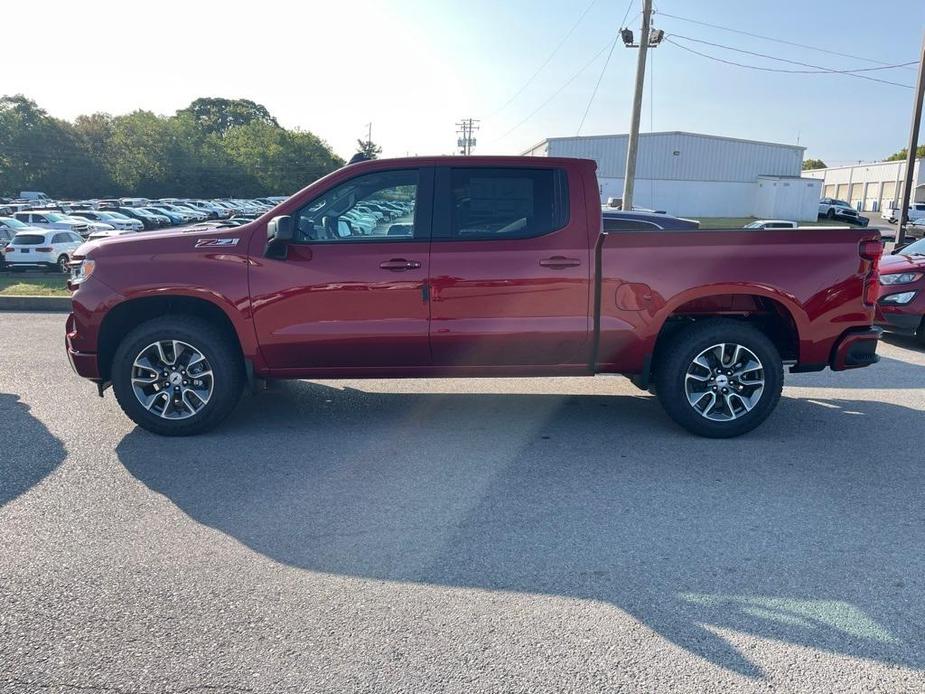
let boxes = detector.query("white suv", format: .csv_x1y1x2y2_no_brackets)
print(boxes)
13,210,91,237
4,230,83,273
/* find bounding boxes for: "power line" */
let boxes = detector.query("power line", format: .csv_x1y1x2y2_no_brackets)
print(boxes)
619,0,636,28
665,36,915,88
487,0,600,118
657,11,917,71
491,40,614,144
577,34,621,135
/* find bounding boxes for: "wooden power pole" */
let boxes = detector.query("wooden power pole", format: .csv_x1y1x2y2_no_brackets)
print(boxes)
897,29,925,246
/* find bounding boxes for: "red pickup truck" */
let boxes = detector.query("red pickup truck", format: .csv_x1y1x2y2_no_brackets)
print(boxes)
66,156,883,438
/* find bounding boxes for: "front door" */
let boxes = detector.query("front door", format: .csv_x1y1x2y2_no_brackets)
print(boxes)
428,165,593,367
250,167,433,371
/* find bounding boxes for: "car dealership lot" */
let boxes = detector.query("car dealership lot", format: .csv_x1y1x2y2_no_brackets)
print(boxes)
1,312,924,693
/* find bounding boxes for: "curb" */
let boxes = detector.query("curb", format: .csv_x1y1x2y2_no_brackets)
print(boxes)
0,295,71,312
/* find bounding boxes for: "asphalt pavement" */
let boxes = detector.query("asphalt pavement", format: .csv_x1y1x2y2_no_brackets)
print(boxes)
1,312,924,693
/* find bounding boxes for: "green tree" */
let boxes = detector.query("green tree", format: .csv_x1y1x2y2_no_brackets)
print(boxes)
0,95,105,199
885,145,925,161
802,158,827,170
355,138,382,160
176,98,279,137
0,94,342,198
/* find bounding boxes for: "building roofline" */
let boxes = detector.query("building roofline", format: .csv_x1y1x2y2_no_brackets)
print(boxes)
804,158,923,173
524,130,806,153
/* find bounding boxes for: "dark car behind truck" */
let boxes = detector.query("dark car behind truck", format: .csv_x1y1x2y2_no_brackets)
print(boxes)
66,156,882,438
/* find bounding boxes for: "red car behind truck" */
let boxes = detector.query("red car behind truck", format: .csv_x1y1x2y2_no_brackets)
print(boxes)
66,156,883,438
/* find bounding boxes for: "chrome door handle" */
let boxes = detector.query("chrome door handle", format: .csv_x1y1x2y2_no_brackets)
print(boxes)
379,258,421,271
539,256,581,269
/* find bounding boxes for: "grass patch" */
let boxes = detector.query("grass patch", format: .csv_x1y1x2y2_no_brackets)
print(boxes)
0,273,70,297
696,217,850,229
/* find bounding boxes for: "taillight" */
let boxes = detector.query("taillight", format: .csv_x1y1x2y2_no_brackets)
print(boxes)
860,238,882,307
859,239,883,262
3,247,13,253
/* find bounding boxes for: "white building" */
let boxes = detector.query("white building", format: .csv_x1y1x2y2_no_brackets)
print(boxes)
522,131,822,221
802,158,925,213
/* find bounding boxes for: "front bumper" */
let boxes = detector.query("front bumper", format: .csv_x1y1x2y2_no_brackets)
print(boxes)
830,327,882,370
66,313,101,380
877,309,922,336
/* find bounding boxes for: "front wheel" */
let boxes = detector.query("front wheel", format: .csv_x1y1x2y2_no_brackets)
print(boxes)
654,319,784,438
111,316,244,436
826,208,836,219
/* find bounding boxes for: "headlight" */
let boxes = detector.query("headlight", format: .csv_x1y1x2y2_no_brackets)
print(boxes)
879,291,917,305
880,272,922,285
70,259,96,285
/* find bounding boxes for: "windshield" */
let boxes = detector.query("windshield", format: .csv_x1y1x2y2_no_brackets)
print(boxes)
13,233,46,245
0,217,29,230
900,238,925,256
44,212,68,222
743,222,763,229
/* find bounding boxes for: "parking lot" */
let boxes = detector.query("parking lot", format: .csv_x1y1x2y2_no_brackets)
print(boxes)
1,312,924,692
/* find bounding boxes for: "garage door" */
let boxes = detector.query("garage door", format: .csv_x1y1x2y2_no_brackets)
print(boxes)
881,180,897,211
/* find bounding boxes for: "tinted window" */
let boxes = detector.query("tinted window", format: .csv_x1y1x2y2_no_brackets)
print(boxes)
295,169,419,243
52,233,69,243
447,168,568,240
603,218,660,231
13,234,46,245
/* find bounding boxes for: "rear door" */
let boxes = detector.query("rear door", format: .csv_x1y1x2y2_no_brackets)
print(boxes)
428,164,593,367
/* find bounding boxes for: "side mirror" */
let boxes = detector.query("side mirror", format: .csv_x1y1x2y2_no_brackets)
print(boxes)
265,215,293,259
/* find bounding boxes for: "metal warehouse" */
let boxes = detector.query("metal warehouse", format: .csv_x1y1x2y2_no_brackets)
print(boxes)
522,131,822,220
802,158,925,213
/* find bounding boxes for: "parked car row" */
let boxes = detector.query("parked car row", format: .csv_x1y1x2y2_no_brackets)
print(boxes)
0,195,287,272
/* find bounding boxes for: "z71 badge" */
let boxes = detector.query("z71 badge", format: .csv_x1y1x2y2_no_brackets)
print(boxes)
195,238,239,248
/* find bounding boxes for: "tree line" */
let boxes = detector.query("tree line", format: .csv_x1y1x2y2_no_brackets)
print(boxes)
0,96,345,199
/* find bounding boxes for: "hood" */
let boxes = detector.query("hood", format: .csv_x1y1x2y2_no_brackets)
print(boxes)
75,221,256,260
879,252,925,274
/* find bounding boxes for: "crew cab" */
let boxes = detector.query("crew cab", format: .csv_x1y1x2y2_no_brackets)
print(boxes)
66,157,883,438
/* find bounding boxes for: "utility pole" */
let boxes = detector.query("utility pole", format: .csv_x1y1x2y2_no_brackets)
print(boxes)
897,29,925,247
366,122,373,145
621,0,661,211
456,118,480,155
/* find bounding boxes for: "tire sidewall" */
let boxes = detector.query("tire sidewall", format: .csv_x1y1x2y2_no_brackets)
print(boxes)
656,321,784,438
111,318,242,436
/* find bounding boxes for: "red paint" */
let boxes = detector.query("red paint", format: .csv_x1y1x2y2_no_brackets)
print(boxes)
67,156,882,384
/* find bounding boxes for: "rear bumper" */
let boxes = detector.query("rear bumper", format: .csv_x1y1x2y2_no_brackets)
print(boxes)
830,327,882,370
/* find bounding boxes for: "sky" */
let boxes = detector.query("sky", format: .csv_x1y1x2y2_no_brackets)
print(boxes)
3,0,924,165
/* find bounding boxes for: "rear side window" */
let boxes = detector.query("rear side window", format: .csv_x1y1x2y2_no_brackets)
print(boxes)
52,233,69,243
445,167,568,240
13,234,46,245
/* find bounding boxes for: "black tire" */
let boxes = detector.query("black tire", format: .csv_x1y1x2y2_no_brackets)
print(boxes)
826,208,836,219
111,315,244,436
654,318,784,438
56,254,70,274
916,318,925,347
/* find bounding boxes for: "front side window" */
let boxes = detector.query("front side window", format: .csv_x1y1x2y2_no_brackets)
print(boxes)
446,168,568,240
295,169,419,243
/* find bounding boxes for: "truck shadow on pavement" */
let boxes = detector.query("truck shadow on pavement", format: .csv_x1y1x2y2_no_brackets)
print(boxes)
117,383,924,679
0,393,66,507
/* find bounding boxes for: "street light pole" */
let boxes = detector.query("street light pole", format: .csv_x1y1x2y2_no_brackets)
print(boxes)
897,29,925,247
621,0,653,211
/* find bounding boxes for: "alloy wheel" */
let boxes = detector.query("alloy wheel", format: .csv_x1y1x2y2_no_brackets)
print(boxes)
684,343,765,422
130,340,214,420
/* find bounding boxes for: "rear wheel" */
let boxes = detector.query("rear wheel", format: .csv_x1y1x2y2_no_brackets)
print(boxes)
654,319,784,438
826,208,836,219
56,254,70,274
111,316,244,436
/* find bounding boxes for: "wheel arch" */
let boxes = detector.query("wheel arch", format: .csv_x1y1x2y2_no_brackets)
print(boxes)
96,293,249,382
641,288,805,387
